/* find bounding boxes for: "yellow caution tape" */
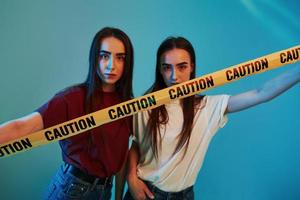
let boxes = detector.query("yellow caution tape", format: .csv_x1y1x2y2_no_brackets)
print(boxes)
1,45,299,158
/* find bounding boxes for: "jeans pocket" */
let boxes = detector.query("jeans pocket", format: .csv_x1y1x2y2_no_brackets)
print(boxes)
184,189,194,200
63,182,89,199
97,187,112,200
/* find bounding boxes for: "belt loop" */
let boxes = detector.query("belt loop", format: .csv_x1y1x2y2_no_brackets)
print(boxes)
90,178,99,191
104,177,111,187
63,163,70,173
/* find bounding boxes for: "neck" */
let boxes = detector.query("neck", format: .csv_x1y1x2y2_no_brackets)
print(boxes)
102,83,115,92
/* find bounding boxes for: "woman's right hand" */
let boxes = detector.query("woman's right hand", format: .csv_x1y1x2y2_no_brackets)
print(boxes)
127,174,154,200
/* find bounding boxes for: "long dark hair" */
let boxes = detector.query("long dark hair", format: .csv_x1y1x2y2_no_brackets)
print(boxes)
84,27,134,113
142,37,203,161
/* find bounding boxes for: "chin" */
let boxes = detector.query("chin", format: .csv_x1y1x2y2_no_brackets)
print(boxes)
103,80,117,85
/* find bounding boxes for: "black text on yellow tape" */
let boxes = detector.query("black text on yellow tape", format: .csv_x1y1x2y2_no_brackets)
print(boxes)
1,45,299,158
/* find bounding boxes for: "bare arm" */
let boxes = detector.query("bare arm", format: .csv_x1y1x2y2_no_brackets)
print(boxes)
127,141,139,180
227,64,300,113
0,112,44,144
126,141,154,200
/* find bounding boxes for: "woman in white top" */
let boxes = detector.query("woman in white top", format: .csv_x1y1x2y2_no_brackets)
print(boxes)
124,37,300,200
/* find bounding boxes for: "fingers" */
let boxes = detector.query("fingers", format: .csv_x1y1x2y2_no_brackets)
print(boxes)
143,185,154,199
129,179,155,200
129,181,147,200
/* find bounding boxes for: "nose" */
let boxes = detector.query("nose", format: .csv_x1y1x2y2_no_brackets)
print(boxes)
107,56,115,71
171,68,177,82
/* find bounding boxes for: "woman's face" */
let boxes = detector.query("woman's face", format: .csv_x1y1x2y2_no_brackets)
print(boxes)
98,36,126,92
160,48,194,87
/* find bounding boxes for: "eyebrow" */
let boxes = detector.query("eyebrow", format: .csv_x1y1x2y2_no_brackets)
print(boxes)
176,62,188,66
99,50,111,55
161,62,188,66
161,63,171,67
99,50,126,56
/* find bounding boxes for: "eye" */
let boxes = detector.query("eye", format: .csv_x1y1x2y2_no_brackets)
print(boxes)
116,55,126,62
99,53,110,61
162,65,171,72
177,65,188,71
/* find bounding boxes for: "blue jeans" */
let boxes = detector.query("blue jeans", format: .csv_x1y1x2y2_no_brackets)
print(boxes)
43,164,112,200
123,181,194,200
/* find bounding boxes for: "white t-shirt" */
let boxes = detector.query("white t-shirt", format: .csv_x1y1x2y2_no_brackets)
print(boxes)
133,95,230,192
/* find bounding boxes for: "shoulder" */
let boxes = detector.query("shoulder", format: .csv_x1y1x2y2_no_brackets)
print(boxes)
55,84,86,100
206,94,230,101
133,109,150,125
204,95,230,112
194,94,230,110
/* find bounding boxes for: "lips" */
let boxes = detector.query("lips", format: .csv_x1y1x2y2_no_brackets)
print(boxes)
105,73,117,77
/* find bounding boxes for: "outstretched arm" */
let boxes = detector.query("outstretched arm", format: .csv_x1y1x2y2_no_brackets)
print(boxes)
227,64,300,113
0,112,43,144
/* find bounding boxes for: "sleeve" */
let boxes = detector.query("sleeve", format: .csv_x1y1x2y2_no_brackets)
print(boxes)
206,95,230,128
132,113,139,142
35,92,68,129
132,111,149,143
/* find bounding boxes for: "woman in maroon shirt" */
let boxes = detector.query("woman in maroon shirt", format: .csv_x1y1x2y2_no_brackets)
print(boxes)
0,27,134,200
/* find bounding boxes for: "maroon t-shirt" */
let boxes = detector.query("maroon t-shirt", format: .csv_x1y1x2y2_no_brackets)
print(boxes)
37,86,131,178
